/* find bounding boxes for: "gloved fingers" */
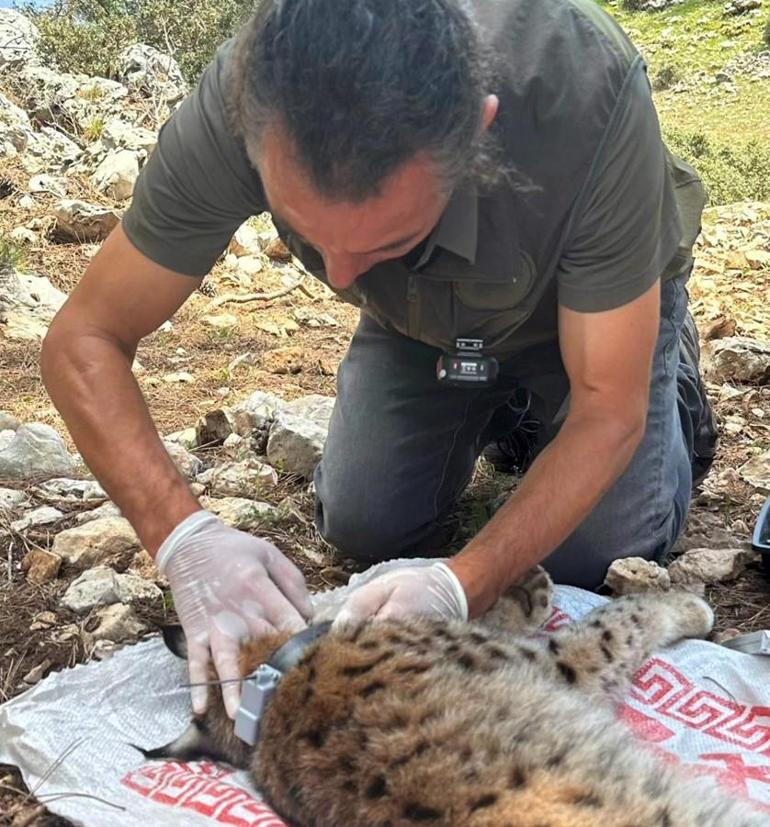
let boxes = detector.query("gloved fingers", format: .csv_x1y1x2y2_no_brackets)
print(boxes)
332,576,396,629
186,640,212,715
264,551,314,620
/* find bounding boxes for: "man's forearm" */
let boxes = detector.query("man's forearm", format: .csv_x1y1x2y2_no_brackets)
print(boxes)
449,407,646,615
41,327,201,555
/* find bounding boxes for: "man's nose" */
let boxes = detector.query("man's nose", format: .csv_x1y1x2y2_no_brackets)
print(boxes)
324,253,368,289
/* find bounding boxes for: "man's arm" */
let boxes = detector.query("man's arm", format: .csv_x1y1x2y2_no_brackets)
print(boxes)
41,224,204,553
448,278,660,615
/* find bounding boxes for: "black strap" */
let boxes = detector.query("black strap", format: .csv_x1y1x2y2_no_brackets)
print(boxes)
268,621,333,674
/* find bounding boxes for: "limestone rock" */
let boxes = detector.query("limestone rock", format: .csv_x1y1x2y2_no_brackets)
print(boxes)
230,390,284,435
740,449,770,491
22,548,62,585
201,313,238,330
51,516,141,571
0,423,76,479
22,126,82,172
701,336,770,384
197,458,278,499
91,149,140,201
0,487,29,511
263,237,292,261
89,603,147,643
53,200,120,242
673,510,739,553
36,478,107,501
61,565,161,612
228,222,262,257
195,408,235,446
668,546,758,587
163,440,202,479
266,396,334,478
0,10,39,69
100,118,156,155
11,505,63,532
0,412,20,431
1,267,67,340
200,496,279,531
284,394,335,428
604,557,671,595
0,91,35,155
265,346,304,375
74,501,122,525
165,427,198,450
117,44,188,105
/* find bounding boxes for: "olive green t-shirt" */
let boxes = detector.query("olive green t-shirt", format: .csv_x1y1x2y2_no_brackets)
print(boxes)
122,0,704,358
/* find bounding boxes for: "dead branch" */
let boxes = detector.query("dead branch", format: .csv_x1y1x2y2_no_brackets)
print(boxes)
205,276,306,310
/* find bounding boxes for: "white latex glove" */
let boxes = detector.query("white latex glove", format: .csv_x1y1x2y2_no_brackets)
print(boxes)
157,510,312,718
332,562,468,629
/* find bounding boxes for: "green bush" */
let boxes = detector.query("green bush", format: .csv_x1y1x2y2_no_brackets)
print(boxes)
664,126,770,205
24,0,254,82
764,17,770,49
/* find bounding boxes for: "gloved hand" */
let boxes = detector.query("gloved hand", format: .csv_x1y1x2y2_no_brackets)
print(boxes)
332,562,468,629
157,510,312,719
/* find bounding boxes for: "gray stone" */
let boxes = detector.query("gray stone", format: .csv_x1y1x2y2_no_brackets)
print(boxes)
53,200,121,242
22,548,62,584
197,458,278,499
604,557,672,595
11,505,63,532
195,408,235,446
74,501,122,525
200,496,280,531
740,449,770,491
36,478,107,501
230,390,284,435
23,126,82,172
0,487,30,511
61,565,161,612
0,423,76,479
100,118,156,155
10,226,37,245
163,440,202,480
668,546,758,586
89,603,147,643
0,270,68,344
91,149,140,201
0,412,20,431
0,91,34,156
284,394,335,428
117,43,188,106
701,336,770,384
673,510,740,553
0,9,39,69
164,428,198,450
267,411,329,478
51,516,141,571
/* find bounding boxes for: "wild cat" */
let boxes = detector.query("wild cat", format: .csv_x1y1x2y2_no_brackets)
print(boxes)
146,568,766,827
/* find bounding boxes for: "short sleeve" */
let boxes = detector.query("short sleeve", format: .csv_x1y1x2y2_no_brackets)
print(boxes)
556,58,681,313
121,40,266,277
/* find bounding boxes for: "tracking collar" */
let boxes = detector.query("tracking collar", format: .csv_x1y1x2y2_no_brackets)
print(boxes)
234,622,332,746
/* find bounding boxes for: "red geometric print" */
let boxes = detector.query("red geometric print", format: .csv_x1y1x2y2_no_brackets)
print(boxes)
618,703,675,743
631,659,770,753
122,762,289,826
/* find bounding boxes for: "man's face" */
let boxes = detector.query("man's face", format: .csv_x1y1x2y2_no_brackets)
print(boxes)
255,128,450,289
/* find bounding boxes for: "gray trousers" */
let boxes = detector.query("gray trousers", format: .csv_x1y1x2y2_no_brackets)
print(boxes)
314,273,701,589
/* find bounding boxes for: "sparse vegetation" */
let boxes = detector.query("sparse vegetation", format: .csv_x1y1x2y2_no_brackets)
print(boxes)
763,16,770,48
81,114,105,142
0,236,27,272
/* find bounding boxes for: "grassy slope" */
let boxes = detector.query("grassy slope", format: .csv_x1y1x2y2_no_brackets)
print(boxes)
600,0,770,203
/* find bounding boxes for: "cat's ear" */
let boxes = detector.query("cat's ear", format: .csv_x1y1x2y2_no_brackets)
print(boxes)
161,624,189,660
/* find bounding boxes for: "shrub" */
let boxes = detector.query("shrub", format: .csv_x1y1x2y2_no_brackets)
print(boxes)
764,16,770,49
0,237,27,272
664,126,770,205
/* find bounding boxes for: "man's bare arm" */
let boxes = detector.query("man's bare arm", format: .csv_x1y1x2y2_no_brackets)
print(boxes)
41,224,204,555
448,280,661,614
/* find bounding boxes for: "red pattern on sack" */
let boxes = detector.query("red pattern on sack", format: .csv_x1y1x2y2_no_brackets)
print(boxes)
122,762,289,826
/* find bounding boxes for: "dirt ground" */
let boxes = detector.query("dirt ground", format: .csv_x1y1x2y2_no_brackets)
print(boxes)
1,154,770,824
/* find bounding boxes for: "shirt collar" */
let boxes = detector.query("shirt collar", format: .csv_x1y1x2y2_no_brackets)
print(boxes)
415,184,478,268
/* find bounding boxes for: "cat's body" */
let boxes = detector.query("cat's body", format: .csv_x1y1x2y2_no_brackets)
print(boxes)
151,570,765,826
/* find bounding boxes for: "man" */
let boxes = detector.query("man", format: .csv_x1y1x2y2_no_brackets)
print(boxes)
41,0,716,719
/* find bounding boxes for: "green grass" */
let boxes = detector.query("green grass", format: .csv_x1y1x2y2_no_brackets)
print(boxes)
600,0,770,203
0,237,27,272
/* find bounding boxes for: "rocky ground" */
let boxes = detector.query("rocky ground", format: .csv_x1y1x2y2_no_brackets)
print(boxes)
2,6,770,826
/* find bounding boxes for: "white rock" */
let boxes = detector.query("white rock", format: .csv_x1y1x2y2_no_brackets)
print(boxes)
200,496,279,531
266,397,335,478
668,546,758,587
228,222,262,257
11,505,63,532
0,9,39,69
701,336,770,384
100,118,156,155
53,200,120,242
74,501,122,525
91,149,140,200
0,487,30,511
195,408,235,446
163,440,202,479
284,394,335,429
89,602,147,643
165,428,198,450
197,458,279,498
51,516,141,571
10,226,37,245
117,43,188,105
741,449,770,491
0,423,76,479
223,433,244,449
604,557,672,595
36,478,106,500
238,255,263,276
0,412,20,430
61,565,161,612
230,390,285,435
28,173,66,197
201,313,238,330
0,429,15,451
23,126,82,172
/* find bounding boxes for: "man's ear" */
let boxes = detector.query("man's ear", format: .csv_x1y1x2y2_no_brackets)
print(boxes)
481,94,499,133
162,624,189,660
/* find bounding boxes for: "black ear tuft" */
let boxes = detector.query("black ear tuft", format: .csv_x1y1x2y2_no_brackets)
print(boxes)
162,624,189,660
132,719,234,764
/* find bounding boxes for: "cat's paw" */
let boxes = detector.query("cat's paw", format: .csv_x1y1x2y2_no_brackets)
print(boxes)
480,566,553,634
663,591,714,640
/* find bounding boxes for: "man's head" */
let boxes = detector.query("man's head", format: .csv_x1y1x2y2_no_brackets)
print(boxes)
228,0,499,288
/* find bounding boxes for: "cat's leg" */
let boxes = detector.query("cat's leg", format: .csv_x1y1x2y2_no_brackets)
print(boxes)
479,566,553,635
543,591,713,698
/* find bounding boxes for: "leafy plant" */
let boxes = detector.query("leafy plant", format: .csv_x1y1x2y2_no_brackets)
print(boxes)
0,237,27,272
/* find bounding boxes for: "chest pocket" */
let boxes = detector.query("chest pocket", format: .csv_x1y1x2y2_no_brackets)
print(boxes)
450,252,536,310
